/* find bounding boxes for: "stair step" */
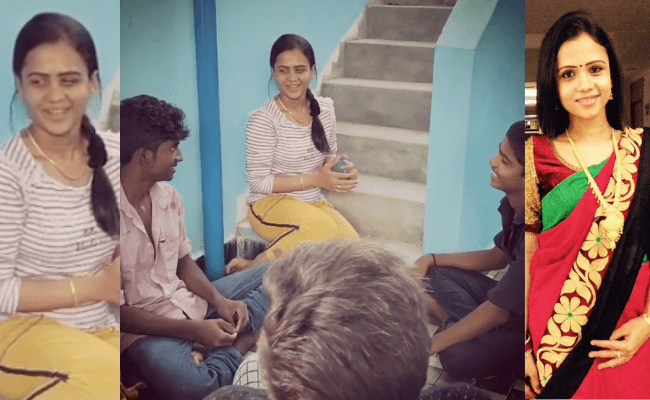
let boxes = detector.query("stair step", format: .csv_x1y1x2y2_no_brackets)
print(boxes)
325,174,425,245
337,122,428,184
322,78,432,131
366,5,453,42
344,39,434,83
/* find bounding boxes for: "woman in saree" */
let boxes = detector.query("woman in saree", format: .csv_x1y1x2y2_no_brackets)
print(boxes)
524,11,650,399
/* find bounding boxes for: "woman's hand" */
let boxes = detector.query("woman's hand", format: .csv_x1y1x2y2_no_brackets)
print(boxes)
589,316,650,369
92,254,120,304
525,353,542,398
316,156,358,193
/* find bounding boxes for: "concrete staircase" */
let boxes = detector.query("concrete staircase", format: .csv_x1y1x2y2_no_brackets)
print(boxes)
235,0,455,256
321,0,456,246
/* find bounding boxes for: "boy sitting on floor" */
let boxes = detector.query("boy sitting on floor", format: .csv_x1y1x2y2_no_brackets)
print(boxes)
119,95,268,400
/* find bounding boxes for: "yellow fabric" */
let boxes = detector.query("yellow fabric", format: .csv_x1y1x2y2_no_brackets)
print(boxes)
0,316,119,400
249,195,359,260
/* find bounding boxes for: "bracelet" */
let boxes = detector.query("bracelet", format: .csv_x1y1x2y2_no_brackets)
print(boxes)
431,253,437,268
642,313,650,327
525,334,531,345
299,174,305,191
69,278,78,306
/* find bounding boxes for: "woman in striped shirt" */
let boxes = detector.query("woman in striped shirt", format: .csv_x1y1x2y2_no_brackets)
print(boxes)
0,13,120,400
226,34,359,274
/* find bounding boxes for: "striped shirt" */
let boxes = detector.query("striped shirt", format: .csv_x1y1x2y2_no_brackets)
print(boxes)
245,96,338,205
0,131,120,330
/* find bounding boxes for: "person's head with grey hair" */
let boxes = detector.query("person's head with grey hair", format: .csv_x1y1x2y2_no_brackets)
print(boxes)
257,239,430,400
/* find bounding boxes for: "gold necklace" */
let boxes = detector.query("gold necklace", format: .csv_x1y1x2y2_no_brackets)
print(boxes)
566,128,624,242
27,129,88,181
277,97,311,124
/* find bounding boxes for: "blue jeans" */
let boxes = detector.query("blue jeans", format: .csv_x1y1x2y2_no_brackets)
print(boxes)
123,265,269,400
426,267,520,380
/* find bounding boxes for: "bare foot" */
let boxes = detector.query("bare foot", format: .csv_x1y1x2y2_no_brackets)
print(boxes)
191,342,207,365
191,350,205,366
121,382,145,400
226,257,253,275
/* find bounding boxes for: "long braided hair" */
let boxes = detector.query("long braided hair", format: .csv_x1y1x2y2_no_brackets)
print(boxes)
12,13,119,237
270,34,331,153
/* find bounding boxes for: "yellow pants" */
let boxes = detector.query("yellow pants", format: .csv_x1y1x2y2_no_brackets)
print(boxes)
0,316,119,400
249,195,359,260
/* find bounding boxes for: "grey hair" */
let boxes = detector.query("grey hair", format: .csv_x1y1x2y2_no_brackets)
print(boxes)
258,239,430,400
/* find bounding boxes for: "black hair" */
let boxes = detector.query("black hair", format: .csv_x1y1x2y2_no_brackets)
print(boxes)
505,121,525,167
120,95,190,166
12,13,118,237
270,34,330,153
537,11,623,138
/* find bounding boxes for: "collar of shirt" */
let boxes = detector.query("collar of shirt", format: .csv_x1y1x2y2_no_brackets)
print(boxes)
120,182,178,244
119,182,207,350
120,183,171,221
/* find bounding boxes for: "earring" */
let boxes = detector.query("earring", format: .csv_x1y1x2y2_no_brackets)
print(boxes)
554,104,559,111
609,93,614,100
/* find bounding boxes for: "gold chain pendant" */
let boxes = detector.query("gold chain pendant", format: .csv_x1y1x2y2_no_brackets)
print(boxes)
599,206,624,241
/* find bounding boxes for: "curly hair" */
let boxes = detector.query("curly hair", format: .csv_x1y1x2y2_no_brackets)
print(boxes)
120,95,190,166
258,240,430,400
505,120,525,167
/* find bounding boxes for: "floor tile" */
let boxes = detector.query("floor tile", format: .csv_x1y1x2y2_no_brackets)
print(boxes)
428,354,443,368
426,366,444,386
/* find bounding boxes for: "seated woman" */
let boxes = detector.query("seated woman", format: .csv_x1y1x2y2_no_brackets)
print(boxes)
0,13,120,400
226,34,359,274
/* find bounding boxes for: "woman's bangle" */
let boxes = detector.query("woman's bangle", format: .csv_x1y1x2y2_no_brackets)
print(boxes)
641,313,650,327
431,253,437,268
299,174,305,191
69,278,78,306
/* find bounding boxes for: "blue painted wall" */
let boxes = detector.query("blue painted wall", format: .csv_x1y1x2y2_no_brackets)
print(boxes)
424,0,524,252
121,0,205,255
0,0,119,142
215,0,367,240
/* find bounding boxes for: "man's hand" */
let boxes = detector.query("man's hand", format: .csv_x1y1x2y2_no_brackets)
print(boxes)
192,319,238,351
215,298,250,334
411,254,435,280
429,330,452,355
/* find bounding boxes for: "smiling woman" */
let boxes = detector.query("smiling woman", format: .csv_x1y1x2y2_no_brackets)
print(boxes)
0,12,120,400
525,11,650,400
224,34,360,275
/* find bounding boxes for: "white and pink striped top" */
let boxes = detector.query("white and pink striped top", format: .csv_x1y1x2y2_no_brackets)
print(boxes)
245,96,338,205
0,131,120,330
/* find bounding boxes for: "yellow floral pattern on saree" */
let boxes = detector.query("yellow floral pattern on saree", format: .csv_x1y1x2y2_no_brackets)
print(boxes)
535,127,643,387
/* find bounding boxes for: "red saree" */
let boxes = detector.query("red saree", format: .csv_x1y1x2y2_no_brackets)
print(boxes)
527,128,650,399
